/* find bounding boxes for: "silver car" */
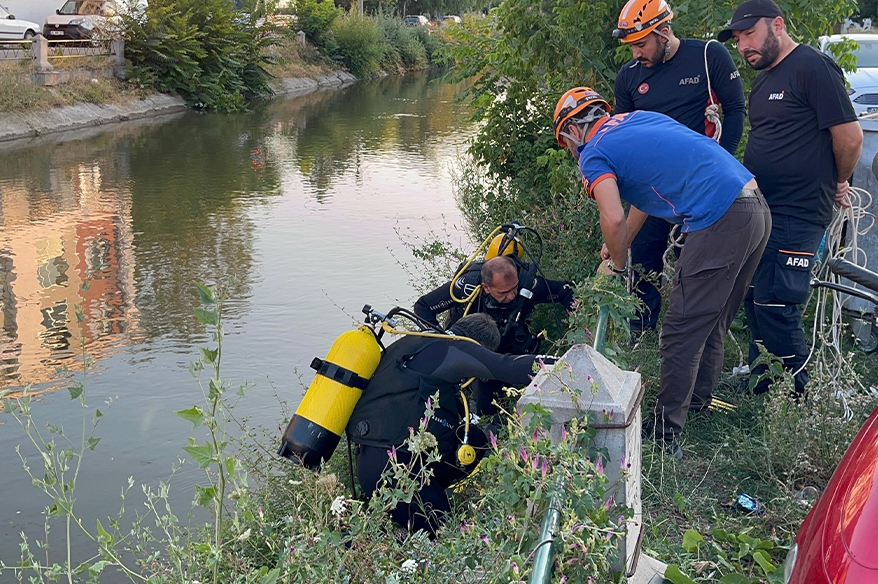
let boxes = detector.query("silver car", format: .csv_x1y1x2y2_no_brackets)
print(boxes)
819,33,878,117
0,4,41,40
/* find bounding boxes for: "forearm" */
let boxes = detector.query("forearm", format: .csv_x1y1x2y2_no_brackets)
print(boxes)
834,141,862,182
830,121,864,181
600,213,628,268
626,206,649,244
718,109,745,154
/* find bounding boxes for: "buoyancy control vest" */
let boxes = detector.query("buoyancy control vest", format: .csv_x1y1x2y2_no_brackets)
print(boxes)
346,336,459,449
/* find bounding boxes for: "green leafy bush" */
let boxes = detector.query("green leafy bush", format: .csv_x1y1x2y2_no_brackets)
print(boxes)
294,0,344,47
376,14,428,70
123,0,274,112
331,14,384,78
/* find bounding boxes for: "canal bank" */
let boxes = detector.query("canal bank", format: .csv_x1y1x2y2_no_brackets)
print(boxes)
0,70,358,144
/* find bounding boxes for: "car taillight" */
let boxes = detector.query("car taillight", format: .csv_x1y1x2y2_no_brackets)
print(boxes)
783,542,798,583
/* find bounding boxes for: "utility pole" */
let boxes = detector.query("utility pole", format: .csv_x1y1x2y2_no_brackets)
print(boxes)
358,0,363,14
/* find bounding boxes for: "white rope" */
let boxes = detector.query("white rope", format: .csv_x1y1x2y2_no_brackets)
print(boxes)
796,186,876,415
703,39,722,145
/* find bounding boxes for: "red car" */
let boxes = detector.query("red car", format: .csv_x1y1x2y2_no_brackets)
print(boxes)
786,260,878,582
783,405,878,582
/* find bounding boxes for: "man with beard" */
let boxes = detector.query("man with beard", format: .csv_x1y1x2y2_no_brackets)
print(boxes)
612,0,745,342
719,0,863,394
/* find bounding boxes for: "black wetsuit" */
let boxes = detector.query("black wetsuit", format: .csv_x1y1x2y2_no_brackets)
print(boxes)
347,335,544,535
413,260,574,355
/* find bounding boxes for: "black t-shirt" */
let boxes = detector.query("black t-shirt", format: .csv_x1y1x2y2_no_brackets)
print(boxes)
614,38,746,153
744,44,857,227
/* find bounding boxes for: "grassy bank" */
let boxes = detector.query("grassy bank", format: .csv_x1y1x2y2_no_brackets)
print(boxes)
0,61,139,114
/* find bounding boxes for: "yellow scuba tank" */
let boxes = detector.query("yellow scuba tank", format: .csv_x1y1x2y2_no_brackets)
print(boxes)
278,325,382,470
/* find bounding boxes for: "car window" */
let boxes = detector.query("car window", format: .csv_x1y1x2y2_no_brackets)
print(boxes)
0,5,9,18
853,41,878,68
829,39,878,68
57,1,83,15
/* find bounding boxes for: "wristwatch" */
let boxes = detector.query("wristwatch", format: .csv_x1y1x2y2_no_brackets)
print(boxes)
607,260,628,274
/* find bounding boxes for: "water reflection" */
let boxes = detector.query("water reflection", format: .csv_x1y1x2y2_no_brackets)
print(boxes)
0,70,473,396
0,157,140,391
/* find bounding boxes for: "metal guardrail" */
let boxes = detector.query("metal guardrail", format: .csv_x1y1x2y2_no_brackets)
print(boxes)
0,40,31,61
46,38,112,58
527,304,611,584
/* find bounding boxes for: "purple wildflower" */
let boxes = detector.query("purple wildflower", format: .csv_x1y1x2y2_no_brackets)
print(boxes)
520,446,529,464
541,457,548,477
596,454,604,475
532,453,540,470
489,430,498,450
561,424,568,441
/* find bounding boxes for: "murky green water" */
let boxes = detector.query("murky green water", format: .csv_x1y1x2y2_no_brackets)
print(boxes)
0,71,474,565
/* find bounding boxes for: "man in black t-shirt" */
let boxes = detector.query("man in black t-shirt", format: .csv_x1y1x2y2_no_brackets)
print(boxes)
720,0,863,393
612,0,746,338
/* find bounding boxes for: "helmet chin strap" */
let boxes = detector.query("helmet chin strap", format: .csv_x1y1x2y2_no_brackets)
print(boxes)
654,28,672,62
560,106,608,149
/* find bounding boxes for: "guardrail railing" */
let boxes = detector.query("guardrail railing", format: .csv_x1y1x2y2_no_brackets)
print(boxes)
0,35,124,85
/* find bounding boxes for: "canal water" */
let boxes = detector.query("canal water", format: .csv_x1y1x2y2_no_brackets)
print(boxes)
0,71,475,566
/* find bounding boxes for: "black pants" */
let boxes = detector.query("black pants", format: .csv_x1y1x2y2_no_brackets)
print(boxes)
630,215,677,332
356,425,487,536
744,213,825,394
648,193,771,439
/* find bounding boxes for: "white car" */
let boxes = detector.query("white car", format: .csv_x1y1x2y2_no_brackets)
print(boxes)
819,33,878,117
0,4,41,40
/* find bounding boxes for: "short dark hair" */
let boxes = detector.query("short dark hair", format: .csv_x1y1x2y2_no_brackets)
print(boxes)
449,313,501,351
481,256,517,286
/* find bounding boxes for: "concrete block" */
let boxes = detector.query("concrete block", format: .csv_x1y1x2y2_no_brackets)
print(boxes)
629,554,668,584
517,344,644,577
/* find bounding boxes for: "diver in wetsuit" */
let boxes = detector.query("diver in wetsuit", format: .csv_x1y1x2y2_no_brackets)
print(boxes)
347,313,554,536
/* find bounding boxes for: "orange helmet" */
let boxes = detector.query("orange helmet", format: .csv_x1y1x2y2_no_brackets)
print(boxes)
613,0,674,43
552,87,611,147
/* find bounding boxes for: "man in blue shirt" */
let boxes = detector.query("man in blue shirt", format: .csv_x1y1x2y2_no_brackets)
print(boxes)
612,0,746,336
553,87,771,456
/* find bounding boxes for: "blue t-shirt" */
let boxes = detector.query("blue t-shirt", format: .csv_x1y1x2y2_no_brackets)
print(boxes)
578,110,753,232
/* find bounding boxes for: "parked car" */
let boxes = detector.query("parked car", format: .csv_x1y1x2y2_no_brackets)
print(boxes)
403,15,428,27
43,0,137,42
819,33,878,116
783,401,878,582
0,4,41,40
441,14,461,25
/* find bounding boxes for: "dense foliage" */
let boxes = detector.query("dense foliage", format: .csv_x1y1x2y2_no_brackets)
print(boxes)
123,0,275,112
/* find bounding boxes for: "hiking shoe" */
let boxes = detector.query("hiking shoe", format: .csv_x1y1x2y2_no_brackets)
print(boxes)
641,425,683,461
655,436,683,461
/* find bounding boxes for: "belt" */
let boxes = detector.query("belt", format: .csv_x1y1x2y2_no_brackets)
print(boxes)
737,187,761,199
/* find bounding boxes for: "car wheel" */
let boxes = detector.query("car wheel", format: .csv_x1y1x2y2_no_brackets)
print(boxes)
861,331,878,353
24,30,35,40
